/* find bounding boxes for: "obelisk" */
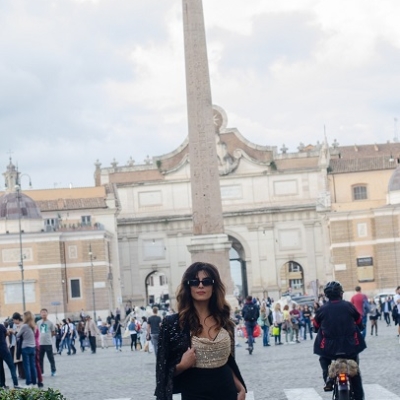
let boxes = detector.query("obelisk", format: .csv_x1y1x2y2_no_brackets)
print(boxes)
182,0,234,296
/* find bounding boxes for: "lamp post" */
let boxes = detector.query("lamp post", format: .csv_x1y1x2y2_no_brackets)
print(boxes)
88,244,97,321
15,184,26,312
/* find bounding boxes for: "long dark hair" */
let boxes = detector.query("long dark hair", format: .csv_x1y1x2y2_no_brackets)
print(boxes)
176,262,234,338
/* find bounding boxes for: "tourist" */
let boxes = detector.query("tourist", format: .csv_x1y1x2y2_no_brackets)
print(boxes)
351,286,369,338
140,316,149,351
57,319,70,355
147,307,162,357
272,303,283,345
67,318,77,355
99,322,109,349
77,321,86,352
155,262,246,400
37,308,56,377
34,324,43,387
260,303,271,347
84,316,99,354
10,313,24,380
112,317,123,352
242,296,259,354
55,324,62,353
393,286,400,340
282,304,293,344
0,320,22,390
289,304,301,343
128,317,138,351
382,297,392,326
302,305,313,340
369,299,380,336
16,311,37,387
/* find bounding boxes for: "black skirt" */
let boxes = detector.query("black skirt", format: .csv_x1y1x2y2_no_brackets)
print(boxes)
180,364,237,400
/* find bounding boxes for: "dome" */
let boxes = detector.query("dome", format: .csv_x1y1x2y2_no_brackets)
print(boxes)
0,192,42,220
388,165,400,192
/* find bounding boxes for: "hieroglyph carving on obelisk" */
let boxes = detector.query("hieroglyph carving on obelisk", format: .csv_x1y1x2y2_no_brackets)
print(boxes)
182,0,234,296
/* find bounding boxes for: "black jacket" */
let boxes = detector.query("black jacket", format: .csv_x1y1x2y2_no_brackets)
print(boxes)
155,313,246,400
313,299,366,359
241,301,260,322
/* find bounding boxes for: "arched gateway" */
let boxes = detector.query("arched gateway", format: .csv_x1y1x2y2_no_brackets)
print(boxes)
280,261,304,295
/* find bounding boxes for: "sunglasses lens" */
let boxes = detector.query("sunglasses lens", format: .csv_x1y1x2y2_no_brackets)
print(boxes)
187,278,214,287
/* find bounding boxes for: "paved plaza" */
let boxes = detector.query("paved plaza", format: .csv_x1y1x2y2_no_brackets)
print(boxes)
17,320,400,400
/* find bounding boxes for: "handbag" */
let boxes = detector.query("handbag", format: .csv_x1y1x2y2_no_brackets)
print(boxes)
16,336,23,360
257,316,265,327
281,321,288,331
272,326,280,336
123,328,131,338
146,332,151,341
253,324,261,338
82,338,90,347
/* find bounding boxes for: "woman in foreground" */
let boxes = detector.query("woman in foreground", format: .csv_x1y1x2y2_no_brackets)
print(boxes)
155,262,246,400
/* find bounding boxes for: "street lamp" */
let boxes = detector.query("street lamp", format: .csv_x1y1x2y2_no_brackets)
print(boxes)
88,244,97,321
15,172,32,312
15,184,26,312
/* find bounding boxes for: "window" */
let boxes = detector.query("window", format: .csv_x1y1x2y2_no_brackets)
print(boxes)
70,279,81,298
148,276,154,286
288,262,301,273
289,279,303,290
353,185,367,200
159,275,168,286
45,218,58,232
4,282,35,304
81,216,92,226
45,218,58,227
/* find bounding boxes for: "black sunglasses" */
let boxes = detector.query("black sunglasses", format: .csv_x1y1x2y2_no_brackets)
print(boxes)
187,278,214,287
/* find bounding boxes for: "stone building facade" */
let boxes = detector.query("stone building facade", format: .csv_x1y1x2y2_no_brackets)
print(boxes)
0,160,121,321
96,107,332,305
327,143,400,294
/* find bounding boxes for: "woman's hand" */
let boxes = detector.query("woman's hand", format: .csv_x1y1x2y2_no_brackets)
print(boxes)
180,347,196,370
174,347,196,376
237,387,246,400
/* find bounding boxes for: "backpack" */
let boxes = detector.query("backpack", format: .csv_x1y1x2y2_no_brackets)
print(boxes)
244,304,258,322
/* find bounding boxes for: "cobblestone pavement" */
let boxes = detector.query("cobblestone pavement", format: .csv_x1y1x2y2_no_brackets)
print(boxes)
28,319,400,400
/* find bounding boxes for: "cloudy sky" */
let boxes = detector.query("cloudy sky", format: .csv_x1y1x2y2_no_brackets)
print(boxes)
1,0,399,189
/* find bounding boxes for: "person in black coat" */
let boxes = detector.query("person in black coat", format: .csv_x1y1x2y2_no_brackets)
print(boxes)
313,281,366,400
155,262,246,400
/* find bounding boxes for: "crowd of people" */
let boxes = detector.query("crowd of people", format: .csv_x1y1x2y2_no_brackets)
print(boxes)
0,304,167,390
0,308,56,390
1,275,399,398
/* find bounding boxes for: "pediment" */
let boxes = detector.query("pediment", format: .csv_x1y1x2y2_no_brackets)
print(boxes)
156,106,275,177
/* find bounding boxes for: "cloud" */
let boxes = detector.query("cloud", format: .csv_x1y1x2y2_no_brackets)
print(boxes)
0,0,399,188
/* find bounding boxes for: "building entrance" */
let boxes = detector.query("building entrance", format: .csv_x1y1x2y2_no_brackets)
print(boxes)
229,235,248,302
280,261,304,295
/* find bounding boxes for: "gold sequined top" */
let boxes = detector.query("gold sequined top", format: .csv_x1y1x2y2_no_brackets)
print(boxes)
191,327,231,369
